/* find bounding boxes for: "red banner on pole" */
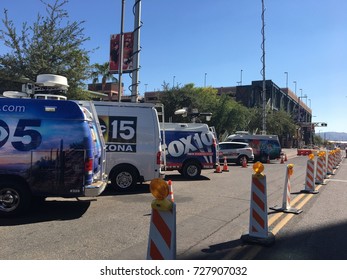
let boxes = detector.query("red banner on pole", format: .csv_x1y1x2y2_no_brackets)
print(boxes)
109,32,134,73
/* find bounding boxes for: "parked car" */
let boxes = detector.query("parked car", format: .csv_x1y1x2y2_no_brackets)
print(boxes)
218,142,254,165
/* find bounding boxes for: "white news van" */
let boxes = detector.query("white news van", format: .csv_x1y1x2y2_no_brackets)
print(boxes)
93,102,163,191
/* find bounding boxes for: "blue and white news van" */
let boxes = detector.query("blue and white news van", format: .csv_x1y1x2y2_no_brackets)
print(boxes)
0,97,107,217
160,123,218,178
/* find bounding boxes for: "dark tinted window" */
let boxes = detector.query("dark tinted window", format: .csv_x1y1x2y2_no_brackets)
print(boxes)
230,143,247,149
219,143,247,150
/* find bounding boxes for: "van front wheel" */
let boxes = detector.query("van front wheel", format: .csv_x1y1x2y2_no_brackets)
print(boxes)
182,161,201,179
111,166,138,192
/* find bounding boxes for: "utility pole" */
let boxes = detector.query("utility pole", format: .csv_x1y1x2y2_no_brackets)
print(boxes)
131,0,141,102
118,0,125,102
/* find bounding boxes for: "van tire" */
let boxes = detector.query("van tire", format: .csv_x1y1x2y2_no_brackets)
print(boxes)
260,154,268,163
237,155,249,166
182,161,201,179
0,180,31,217
110,166,138,192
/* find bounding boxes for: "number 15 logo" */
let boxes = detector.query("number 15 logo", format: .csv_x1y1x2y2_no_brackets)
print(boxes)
99,116,137,144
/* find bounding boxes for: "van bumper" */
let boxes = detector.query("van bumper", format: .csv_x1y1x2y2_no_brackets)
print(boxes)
84,176,108,197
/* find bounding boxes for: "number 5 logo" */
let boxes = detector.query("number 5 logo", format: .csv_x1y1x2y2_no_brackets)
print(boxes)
0,119,42,151
12,119,42,151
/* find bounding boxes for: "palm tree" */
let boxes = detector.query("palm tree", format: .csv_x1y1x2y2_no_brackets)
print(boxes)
90,62,118,101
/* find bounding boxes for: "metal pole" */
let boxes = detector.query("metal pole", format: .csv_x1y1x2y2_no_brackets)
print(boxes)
118,0,125,102
131,0,141,102
261,0,266,134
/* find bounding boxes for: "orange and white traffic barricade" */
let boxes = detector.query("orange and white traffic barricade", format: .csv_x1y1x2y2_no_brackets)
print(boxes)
315,152,326,185
241,162,275,246
270,164,302,214
301,154,319,194
333,149,338,169
323,151,328,178
327,151,335,175
147,179,176,260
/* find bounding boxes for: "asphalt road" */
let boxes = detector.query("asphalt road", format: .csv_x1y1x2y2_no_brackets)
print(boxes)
1,149,345,260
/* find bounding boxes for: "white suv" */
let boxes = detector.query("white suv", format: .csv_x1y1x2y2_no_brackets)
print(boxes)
218,142,254,165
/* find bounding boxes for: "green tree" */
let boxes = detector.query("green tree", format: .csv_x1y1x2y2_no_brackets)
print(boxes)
90,62,118,101
0,0,91,99
211,93,250,138
159,83,218,123
159,83,250,138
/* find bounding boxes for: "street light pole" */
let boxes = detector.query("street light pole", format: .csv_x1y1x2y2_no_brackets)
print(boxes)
284,72,288,88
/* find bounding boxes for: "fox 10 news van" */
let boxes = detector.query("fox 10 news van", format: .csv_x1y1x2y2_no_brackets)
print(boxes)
93,102,163,192
160,122,218,179
0,76,108,217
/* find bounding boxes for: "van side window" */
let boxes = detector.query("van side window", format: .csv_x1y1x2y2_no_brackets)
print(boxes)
233,139,247,143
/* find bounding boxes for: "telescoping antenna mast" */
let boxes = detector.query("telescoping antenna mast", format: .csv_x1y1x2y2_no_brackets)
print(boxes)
261,0,267,135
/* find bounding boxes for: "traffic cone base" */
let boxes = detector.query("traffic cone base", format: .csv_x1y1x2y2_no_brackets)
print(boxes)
300,189,319,194
270,204,302,214
241,232,275,247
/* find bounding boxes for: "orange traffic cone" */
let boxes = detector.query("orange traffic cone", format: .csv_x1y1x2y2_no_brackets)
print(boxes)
242,157,247,168
167,180,175,202
280,155,284,164
214,163,222,173
284,154,288,161
267,155,270,164
222,157,229,172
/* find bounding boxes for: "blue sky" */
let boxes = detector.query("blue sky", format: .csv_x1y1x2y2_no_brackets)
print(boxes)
1,0,346,133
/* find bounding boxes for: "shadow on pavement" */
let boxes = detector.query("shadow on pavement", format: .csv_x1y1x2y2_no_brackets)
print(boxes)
0,199,91,226
180,221,347,260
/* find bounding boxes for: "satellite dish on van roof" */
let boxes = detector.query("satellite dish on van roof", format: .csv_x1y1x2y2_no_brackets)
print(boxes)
36,74,69,89
3,91,29,98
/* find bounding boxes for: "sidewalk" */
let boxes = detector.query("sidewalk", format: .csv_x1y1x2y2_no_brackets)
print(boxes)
254,156,347,260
